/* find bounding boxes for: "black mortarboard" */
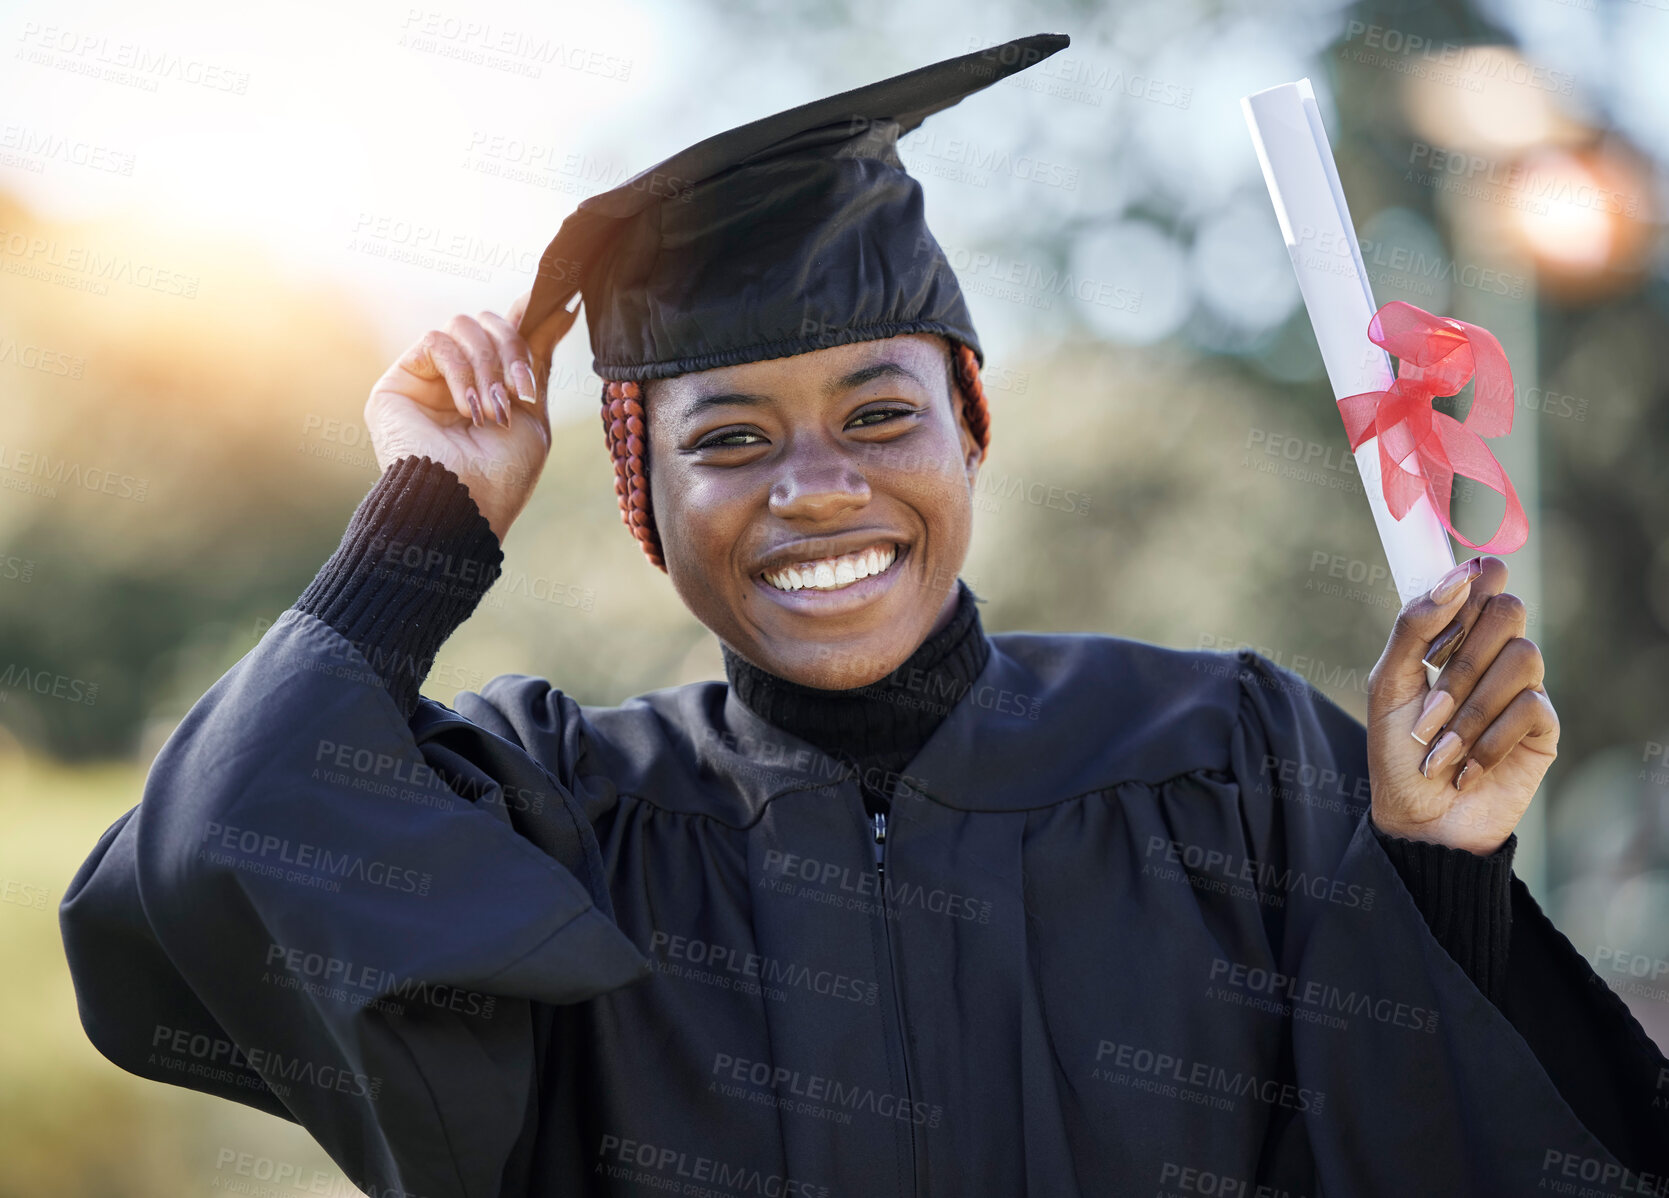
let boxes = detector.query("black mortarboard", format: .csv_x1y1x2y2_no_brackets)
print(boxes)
519,33,1070,382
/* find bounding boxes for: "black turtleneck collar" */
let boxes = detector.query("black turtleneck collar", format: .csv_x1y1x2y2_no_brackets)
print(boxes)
719,578,991,781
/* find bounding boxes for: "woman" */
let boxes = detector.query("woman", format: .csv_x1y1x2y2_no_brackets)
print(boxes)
62,34,1669,1198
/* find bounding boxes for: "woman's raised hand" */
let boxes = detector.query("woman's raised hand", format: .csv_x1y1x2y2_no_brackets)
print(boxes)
363,291,580,542
1366,555,1560,855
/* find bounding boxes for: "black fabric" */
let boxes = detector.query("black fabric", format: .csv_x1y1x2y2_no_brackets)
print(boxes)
1503,874,1669,1182
289,459,1595,1015
61,460,1669,1196
1374,827,1516,1004
294,455,502,719
720,578,989,818
517,34,1071,381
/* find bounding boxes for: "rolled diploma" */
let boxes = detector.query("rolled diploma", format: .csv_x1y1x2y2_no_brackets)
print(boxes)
1241,79,1456,612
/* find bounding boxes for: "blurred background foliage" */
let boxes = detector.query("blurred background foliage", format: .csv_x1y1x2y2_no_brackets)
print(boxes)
3,0,1669,1192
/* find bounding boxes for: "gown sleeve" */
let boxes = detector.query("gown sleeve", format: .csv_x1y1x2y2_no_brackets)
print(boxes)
1374,826,1514,1001
1227,649,1669,1193
59,456,652,1198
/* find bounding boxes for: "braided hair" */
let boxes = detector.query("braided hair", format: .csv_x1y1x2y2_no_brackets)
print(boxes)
600,339,991,572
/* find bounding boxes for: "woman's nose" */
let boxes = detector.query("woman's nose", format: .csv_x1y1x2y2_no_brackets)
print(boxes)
768,451,872,522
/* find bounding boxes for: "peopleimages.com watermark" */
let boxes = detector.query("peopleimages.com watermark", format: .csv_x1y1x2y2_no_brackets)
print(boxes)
346,211,541,285
461,132,692,200
1292,222,1530,301
208,1148,378,1198
0,445,148,502
1249,752,1372,824
1641,741,1669,786
0,333,87,379
397,9,633,83
1142,834,1376,912
925,236,1142,315
1591,943,1669,1006
261,940,499,1021
1405,141,1641,220
648,929,880,1006
1,878,51,911
15,23,251,96
1338,23,1575,97
0,554,34,586
149,1023,381,1102
195,820,433,897
0,228,199,298
0,122,135,177
701,724,933,801
1538,1147,1669,1198
1304,550,1398,613
900,126,1080,192
1155,1158,1315,1198
759,845,996,925
595,1134,831,1198
0,662,98,705
709,1049,943,1129
1204,955,1440,1035
1089,1039,1326,1115
1192,636,1372,701
960,34,1194,109
310,736,548,816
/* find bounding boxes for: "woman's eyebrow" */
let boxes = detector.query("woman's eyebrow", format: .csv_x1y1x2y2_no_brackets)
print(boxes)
678,361,925,425
824,360,922,395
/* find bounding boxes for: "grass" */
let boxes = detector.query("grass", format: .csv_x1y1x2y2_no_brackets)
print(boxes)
0,753,346,1197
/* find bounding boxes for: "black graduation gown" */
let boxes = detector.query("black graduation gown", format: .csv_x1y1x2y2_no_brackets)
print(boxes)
59,600,1669,1197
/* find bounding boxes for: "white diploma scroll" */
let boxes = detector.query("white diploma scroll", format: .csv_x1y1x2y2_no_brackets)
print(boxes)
1241,79,1456,614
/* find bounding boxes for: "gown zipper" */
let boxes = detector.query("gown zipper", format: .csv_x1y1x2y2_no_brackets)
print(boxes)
869,802,918,1194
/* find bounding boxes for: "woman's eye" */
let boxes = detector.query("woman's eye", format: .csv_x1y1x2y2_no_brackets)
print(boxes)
695,407,916,448
695,429,765,449
849,406,917,428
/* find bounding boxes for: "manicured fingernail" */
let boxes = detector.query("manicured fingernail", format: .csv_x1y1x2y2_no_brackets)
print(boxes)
1422,730,1463,778
1411,688,1455,745
1430,558,1482,604
1454,758,1482,791
511,361,537,403
466,387,483,427
490,382,511,427
1422,621,1466,672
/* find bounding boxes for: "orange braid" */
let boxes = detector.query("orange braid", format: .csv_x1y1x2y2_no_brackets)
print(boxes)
600,379,665,570
601,340,992,572
951,341,991,458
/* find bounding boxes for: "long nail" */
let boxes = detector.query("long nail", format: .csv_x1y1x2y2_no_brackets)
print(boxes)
1430,558,1482,604
1454,758,1483,791
466,387,483,427
1422,621,1467,672
1422,730,1463,778
1411,688,1455,745
490,382,511,427
511,361,537,403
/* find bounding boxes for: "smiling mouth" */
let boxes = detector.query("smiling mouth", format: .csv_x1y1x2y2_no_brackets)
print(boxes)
759,541,899,593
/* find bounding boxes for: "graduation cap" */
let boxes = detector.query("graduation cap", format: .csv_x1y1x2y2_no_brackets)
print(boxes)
518,32,1071,382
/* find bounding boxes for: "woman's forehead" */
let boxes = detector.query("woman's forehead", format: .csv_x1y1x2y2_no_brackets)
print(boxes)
649,334,951,410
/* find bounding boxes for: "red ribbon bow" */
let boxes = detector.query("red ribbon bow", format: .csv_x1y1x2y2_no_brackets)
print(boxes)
1337,301,1528,555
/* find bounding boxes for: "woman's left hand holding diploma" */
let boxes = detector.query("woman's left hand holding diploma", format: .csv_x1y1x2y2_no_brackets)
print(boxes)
1366,556,1562,855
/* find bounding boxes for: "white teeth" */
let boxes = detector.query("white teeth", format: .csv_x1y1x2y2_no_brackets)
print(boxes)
763,542,897,592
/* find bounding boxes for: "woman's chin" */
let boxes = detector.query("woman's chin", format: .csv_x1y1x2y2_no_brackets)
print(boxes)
740,635,911,692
